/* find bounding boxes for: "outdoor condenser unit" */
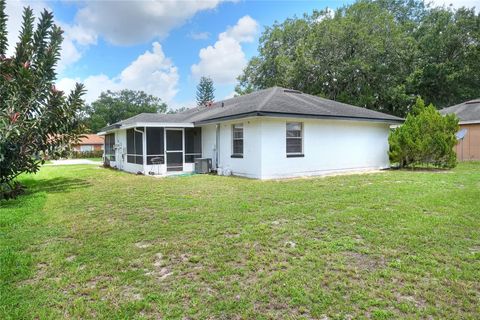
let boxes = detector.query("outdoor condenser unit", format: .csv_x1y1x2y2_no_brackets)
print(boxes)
195,158,212,174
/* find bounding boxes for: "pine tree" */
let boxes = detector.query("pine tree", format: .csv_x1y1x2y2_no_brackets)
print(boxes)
196,76,215,106
0,1,86,199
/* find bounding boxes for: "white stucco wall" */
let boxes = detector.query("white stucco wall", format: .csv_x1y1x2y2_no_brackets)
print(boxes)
200,117,262,179
259,117,390,179
201,117,391,179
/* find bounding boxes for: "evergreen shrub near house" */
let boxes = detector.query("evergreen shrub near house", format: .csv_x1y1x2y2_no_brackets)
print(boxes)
389,98,459,169
0,2,85,199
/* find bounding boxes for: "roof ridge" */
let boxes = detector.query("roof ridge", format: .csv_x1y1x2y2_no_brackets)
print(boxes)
257,87,279,111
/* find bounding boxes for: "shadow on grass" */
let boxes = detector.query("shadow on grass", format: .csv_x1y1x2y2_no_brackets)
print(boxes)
25,176,92,194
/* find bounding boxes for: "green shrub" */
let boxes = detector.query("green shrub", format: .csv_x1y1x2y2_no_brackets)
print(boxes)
389,98,459,168
69,150,103,159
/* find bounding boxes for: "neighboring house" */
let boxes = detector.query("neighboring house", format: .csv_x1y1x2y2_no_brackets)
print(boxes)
72,134,104,152
98,87,403,179
440,99,480,161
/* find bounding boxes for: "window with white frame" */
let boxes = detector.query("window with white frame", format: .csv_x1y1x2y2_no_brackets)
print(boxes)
80,145,94,152
231,123,244,158
286,122,303,157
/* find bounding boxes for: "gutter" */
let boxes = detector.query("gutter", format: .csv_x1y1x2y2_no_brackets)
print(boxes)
194,111,404,125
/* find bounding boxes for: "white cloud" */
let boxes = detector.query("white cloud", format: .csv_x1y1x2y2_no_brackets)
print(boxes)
74,0,225,45
4,0,49,56
191,15,258,85
3,1,96,72
189,31,211,40
429,0,478,10
57,42,179,104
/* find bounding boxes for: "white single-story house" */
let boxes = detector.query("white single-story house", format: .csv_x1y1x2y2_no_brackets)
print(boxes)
98,87,403,179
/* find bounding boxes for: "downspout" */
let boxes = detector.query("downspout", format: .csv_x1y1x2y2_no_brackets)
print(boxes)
215,124,220,169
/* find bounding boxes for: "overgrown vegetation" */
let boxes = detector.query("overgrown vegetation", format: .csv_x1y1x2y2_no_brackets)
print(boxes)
236,0,480,116
1,163,479,318
389,98,459,168
0,1,86,200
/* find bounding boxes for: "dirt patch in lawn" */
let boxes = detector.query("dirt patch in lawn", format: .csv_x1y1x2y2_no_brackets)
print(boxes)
343,252,386,271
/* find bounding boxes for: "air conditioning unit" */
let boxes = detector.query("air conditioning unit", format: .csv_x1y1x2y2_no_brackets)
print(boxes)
195,158,212,174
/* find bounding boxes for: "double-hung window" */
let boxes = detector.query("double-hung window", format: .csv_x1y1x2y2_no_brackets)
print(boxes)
231,123,244,158
286,122,303,157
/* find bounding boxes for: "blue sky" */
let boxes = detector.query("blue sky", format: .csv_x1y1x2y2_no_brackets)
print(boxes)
5,0,475,109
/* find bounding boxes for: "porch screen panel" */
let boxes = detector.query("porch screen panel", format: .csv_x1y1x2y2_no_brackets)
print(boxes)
185,128,202,163
146,128,164,165
104,133,115,161
126,128,143,164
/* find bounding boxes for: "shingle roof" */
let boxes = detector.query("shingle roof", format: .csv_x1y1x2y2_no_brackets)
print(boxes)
77,134,104,145
439,99,480,123
102,87,403,131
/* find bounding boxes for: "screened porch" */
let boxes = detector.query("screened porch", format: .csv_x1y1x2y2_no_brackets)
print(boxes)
124,126,202,175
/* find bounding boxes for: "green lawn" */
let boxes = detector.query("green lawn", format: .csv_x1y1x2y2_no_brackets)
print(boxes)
1,163,479,319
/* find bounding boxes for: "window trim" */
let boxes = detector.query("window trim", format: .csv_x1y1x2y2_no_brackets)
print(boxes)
286,122,304,157
231,123,244,158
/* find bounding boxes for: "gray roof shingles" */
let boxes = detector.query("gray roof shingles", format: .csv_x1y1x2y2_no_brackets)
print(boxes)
103,87,403,131
439,99,480,122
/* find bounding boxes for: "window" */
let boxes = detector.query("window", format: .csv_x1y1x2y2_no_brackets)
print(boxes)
104,133,115,161
146,128,164,165
185,128,202,163
127,128,144,164
80,145,93,152
286,122,303,157
232,123,243,158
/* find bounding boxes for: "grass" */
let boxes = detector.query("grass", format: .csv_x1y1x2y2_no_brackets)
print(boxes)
1,163,479,319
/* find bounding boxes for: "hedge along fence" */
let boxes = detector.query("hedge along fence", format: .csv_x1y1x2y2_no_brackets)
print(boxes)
69,150,104,159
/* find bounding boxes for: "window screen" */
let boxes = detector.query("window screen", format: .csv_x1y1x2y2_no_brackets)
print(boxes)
185,128,202,163
232,123,243,157
146,128,164,165
126,128,144,164
104,133,115,161
286,122,303,155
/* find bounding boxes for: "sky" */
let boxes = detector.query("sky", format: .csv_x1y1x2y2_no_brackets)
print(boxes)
4,0,479,110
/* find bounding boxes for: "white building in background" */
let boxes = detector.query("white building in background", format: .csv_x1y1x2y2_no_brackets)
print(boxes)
98,87,403,179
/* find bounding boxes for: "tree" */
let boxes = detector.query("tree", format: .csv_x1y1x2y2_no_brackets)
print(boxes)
85,90,167,132
389,97,459,168
0,1,86,199
236,0,480,116
196,76,215,106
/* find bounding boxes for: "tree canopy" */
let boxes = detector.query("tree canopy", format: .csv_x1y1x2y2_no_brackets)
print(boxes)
85,89,167,133
236,0,480,116
196,76,215,106
0,1,86,199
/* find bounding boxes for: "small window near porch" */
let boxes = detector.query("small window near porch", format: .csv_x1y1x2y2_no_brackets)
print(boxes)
232,123,243,158
286,122,303,157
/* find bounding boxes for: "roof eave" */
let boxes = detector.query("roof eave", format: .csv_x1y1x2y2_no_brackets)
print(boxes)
194,111,404,125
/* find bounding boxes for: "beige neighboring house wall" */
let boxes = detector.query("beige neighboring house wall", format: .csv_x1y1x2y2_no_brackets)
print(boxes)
440,99,480,161
456,123,480,161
